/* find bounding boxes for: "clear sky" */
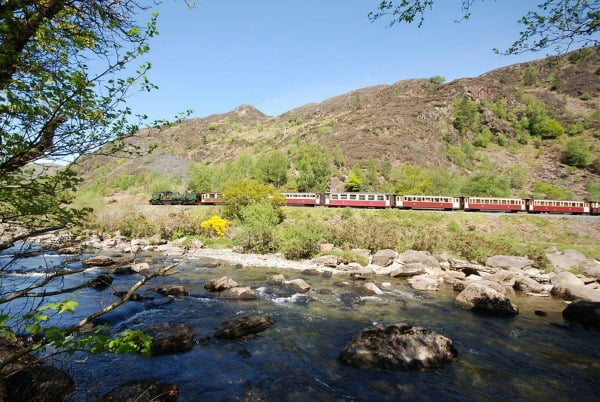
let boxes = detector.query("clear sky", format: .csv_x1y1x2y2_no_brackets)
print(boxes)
126,0,551,121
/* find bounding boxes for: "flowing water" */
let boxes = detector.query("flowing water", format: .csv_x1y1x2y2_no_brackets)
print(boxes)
1,247,599,401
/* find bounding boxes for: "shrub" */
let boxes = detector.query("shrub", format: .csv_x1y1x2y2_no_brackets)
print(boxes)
278,222,324,260
116,212,156,239
223,180,284,220
516,129,530,144
200,216,228,238
447,145,467,167
462,173,511,197
255,151,290,187
532,182,573,200
497,135,508,146
473,128,493,148
520,66,539,86
564,140,590,168
237,202,282,253
452,97,480,133
566,122,586,136
588,158,600,174
429,75,445,84
580,92,592,101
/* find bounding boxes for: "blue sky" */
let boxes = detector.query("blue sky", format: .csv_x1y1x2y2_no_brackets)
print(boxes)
127,1,547,121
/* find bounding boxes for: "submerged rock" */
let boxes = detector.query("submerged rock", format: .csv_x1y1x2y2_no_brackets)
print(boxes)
455,283,519,316
286,278,311,293
362,282,384,296
204,276,239,291
562,300,600,328
144,323,194,355
155,285,189,297
100,380,179,402
270,274,286,285
88,273,113,290
407,274,439,291
339,323,457,370
214,315,275,339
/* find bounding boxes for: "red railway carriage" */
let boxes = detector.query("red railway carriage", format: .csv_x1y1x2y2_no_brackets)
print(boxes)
283,192,321,206
528,199,589,214
396,195,461,210
200,192,225,205
464,197,526,212
324,192,391,208
591,202,600,216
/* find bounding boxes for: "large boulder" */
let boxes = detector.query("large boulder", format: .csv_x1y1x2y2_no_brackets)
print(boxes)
312,255,338,267
583,265,600,279
270,274,286,285
485,255,532,271
214,316,275,339
143,323,194,355
339,323,457,370
396,250,440,268
562,300,600,328
486,270,518,287
407,274,439,291
546,249,588,271
372,249,398,267
549,271,597,300
155,285,189,297
286,278,311,293
100,380,179,402
219,286,257,299
204,276,239,291
455,283,519,316
514,276,545,294
362,282,384,296
390,263,427,277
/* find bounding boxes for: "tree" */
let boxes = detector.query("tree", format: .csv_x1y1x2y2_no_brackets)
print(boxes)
0,0,178,376
369,1,599,54
294,144,333,192
222,180,284,221
564,139,590,167
255,151,290,187
346,165,364,191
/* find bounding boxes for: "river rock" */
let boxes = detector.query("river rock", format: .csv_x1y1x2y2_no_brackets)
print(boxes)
2,364,75,402
130,262,150,273
58,247,78,255
351,248,372,260
204,276,239,291
349,266,374,280
408,274,439,291
82,255,116,267
313,255,338,267
396,250,440,268
390,263,427,277
485,255,532,271
339,323,457,370
455,283,519,316
155,284,189,297
562,300,600,328
370,263,398,276
287,278,311,293
270,274,286,285
474,280,511,296
514,276,545,293
487,270,518,287
144,323,194,355
88,274,113,290
550,271,585,299
372,249,398,267
362,282,384,296
219,286,257,299
100,380,179,402
214,316,275,339
546,249,588,271
583,265,600,279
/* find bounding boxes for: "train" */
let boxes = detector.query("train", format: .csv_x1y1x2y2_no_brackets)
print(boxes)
150,191,600,215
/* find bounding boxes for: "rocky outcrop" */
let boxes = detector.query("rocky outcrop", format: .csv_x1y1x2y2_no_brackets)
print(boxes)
372,249,398,267
204,276,239,291
339,323,457,370
562,300,600,328
100,380,179,402
214,316,275,339
144,323,194,355
218,286,257,299
455,283,519,316
155,285,189,297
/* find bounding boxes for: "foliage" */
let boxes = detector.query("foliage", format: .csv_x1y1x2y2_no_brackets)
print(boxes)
346,165,364,192
188,163,217,193
294,144,333,192
586,180,600,200
566,122,586,136
452,97,480,133
447,145,467,167
278,221,325,260
429,75,445,84
113,212,157,239
507,165,528,189
564,140,590,168
255,151,290,187
532,182,573,199
201,216,228,238
462,173,511,197
394,165,433,194
369,1,599,54
237,202,282,253
473,128,493,148
589,158,600,175
223,180,284,221
520,66,539,86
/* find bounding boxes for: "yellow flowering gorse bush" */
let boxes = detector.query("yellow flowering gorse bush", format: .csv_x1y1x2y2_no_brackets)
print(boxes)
200,216,228,238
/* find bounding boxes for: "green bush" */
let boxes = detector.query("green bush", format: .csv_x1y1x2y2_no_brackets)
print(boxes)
237,201,283,253
223,180,284,221
532,118,564,139
588,158,600,174
278,222,324,260
532,182,573,200
452,97,480,133
497,135,508,146
429,75,445,84
116,213,156,239
564,140,590,168
580,92,592,101
462,173,511,197
473,128,493,147
566,122,586,136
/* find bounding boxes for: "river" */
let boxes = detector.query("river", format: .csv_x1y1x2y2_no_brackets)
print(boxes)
1,247,599,401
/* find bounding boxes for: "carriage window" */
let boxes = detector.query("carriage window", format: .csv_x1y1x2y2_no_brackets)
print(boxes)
341,194,347,200
358,194,365,200
349,194,356,200
332,194,338,200
368,195,374,201
377,195,383,201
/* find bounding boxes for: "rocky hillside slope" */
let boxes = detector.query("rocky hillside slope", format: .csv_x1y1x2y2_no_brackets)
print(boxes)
77,46,600,198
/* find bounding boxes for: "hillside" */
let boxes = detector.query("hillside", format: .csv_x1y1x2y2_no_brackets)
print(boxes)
76,47,600,200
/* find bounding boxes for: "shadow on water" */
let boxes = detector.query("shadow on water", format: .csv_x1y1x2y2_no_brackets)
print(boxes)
3,251,598,401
